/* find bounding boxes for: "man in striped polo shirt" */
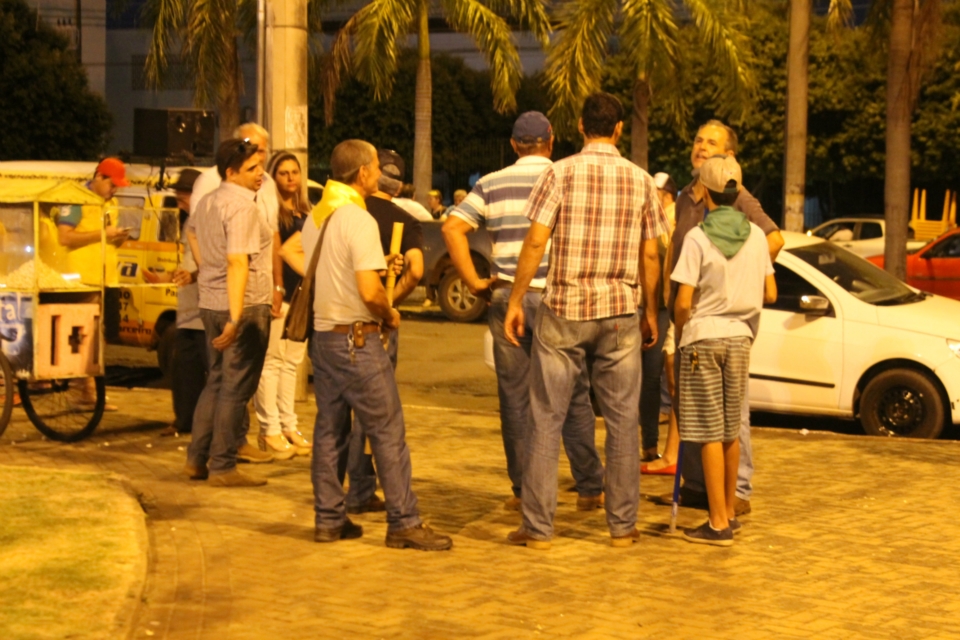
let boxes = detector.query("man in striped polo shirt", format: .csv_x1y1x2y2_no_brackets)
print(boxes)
442,112,604,513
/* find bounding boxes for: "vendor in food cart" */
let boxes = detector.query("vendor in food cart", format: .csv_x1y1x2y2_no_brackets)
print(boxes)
54,157,131,286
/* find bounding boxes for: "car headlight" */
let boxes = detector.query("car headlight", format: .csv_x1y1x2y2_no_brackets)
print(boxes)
949,339,960,359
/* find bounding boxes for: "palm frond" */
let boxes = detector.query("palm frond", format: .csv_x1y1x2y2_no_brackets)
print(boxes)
183,0,238,108
620,0,688,133
826,0,854,34
319,11,363,125
483,0,553,46
236,0,257,50
352,0,416,101
543,0,618,137
142,0,187,88
682,0,757,121
442,0,523,113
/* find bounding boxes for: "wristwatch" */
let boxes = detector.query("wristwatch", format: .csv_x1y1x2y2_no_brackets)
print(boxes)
275,285,286,295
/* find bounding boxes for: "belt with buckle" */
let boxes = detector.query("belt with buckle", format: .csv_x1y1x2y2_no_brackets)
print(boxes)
331,322,380,334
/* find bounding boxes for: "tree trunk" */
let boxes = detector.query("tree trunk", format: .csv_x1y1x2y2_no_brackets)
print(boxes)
884,0,914,280
783,0,811,233
218,36,242,142
631,78,649,169
413,3,432,207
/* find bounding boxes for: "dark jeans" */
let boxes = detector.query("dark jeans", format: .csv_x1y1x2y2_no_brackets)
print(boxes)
489,287,603,498
639,307,670,451
187,306,271,475
172,328,209,434
524,304,642,540
344,329,398,508
311,330,420,532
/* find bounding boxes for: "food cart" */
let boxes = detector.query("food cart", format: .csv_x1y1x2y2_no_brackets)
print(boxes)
0,179,108,441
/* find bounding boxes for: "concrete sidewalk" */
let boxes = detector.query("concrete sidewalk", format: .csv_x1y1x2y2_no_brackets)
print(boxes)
1,385,959,639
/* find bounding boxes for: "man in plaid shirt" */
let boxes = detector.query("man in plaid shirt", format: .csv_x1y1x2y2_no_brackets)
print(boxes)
504,92,669,549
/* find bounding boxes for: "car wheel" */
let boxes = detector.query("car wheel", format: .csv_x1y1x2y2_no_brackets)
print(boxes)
437,270,486,323
860,369,945,439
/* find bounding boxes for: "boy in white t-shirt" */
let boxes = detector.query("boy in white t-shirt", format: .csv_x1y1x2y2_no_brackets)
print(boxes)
670,155,777,546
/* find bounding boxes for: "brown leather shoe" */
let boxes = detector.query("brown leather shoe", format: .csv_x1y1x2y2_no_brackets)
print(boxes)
611,528,641,547
315,519,363,543
207,469,267,487
258,433,296,461
237,442,274,464
503,496,521,511
734,497,752,516
506,528,551,550
385,524,453,551
576,492,605,511
184,463,208,480
346,494,386,514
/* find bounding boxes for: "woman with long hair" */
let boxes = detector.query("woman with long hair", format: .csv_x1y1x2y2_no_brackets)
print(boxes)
254,152,312,457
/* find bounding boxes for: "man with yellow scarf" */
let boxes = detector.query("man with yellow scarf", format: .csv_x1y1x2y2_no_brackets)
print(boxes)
301,139,452,551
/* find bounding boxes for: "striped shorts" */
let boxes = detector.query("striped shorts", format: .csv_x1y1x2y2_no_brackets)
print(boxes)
678,337,751,443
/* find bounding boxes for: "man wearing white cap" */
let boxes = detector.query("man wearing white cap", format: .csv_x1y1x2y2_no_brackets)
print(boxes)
671,154,776,545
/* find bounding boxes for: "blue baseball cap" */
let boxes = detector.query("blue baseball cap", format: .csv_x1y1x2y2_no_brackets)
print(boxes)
512,111,552,143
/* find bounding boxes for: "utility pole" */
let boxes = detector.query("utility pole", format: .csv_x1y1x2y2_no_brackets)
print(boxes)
783,0,811,233
263,0,309,177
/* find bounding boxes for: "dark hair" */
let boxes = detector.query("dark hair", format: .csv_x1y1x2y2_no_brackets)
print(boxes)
659,176,677,195
216,138,258,180
330,139,375,184
399,183,416,199
706,186,738,206
581,92,624,138
698,119,739,154
268,151,309,231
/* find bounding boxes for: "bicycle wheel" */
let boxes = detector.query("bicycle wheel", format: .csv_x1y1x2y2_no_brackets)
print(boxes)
18,376,105,442
0,353,14,438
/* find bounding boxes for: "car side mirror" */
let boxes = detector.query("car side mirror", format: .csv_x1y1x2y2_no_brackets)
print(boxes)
799,295,830,316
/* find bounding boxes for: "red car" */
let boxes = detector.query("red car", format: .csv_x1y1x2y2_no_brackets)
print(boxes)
868,227,960,300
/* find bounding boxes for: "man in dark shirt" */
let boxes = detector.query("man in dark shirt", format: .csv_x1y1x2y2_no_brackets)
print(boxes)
345,149,425,515
664,120,785,517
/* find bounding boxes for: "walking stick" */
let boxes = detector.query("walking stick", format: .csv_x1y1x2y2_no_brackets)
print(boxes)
668,441,685,535
385,222,404,306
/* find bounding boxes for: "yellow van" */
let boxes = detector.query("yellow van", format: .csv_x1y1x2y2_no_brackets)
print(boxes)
0,162,183,372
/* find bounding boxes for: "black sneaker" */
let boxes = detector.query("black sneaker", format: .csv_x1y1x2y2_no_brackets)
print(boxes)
314,519,363,543
682,521,734,547
654,487,709,510
385,524,453,551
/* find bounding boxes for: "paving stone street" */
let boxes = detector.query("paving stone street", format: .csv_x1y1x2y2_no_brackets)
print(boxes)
2,319,959,639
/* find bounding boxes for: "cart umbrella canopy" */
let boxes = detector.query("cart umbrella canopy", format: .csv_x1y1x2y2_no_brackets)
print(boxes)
0,179,104,206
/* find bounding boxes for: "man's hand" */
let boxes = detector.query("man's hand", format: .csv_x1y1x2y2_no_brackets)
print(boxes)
105,226,130,247
172,269,196,287
641,309,658,351
271,289,283,318
385,308,401,330
212,320,238,351
504,300,525,347
466,274,498,296
383,253,404,277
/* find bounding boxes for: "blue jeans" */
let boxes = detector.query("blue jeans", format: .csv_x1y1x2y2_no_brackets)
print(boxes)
310,330,420,532
523,304,642,540
674,336,754,499
188,305,271,474
639,307,670,451
344,330,398,508
490,287,603,498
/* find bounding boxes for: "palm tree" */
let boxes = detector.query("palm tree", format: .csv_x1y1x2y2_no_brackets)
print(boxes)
143,0,327,140
544,0,755,170
322,0,551,205
883,0,942,279
783,0,851,232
